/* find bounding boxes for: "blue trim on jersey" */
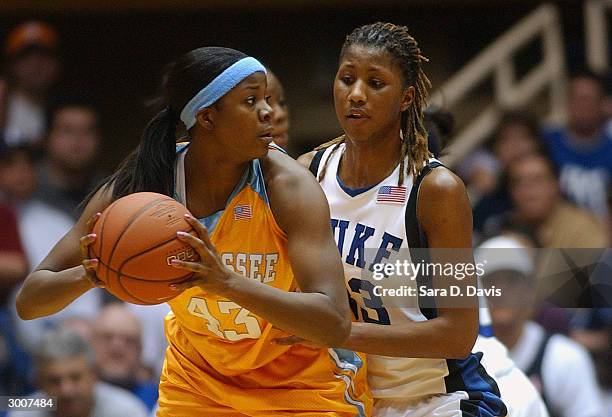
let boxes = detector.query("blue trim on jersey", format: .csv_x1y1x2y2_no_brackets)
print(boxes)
444,352,506,416
336,174,378,197
331,348,364,370
459,391,508,417
249,159,269,204
478,325,495,337
176,142,189,153
195,164,251,234
328,348,366,417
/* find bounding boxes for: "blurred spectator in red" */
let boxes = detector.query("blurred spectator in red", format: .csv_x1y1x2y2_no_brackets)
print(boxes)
0,141,102,356
0,203,26,306
542,70,612,220
478,233,606,417
484,152,608,248
92,304,159,411
0,142,73,270
0,201,31,399
1,21,62,148
33,94,104,219
6,327,148,417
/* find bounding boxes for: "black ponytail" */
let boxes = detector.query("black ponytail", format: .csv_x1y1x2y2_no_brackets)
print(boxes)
116,107,178,199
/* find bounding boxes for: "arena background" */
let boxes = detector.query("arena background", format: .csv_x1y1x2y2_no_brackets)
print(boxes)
0,0,590,166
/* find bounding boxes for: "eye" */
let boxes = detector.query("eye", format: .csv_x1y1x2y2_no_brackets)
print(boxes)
264,95,272,104
246,96,256,106
369,78,385,89
340,75,353,85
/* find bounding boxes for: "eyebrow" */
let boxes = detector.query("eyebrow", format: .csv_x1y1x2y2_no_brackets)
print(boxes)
340,63,387,73
243,84,261,90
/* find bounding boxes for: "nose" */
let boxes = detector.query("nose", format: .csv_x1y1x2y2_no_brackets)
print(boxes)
273,104,287,124
58,378,78,397
347,80,366,106
259,100,273,122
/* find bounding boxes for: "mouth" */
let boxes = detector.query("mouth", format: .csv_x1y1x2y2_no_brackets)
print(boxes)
345,109,370,120
259,129,274,142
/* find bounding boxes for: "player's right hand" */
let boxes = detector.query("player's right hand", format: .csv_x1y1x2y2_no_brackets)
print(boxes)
79,212,105,288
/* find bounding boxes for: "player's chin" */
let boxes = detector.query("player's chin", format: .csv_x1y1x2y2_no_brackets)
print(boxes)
255,135,273,155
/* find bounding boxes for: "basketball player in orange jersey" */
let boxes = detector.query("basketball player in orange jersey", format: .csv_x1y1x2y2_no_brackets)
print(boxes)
292,23,507,416
15,47,371,417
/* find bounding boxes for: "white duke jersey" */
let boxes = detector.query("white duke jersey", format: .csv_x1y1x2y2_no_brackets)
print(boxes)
311,143,503,405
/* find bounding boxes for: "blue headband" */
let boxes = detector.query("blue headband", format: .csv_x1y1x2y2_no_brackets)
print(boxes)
179,57,267,129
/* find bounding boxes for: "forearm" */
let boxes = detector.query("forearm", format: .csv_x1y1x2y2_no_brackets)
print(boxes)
341,311,477,358
218,273,350,346
16,266,94,320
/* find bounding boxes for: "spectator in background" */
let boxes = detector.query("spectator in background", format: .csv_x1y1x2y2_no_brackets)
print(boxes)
0,203,26,306
266,69,290,150
91,304,158,411
0,143,73,271
0,142,102,354
33,94,104,219
7,327,148,417
0,202,31,400
1,21,62,148
472,112,546,237
542,70,612,220
485,151,608,248
477,233,605,417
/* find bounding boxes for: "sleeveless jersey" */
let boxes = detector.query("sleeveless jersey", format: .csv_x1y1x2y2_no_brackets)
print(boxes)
313,143,503,404
157,144,371,417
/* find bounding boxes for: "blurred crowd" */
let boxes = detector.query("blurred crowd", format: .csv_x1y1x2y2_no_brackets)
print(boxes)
0,20,610,417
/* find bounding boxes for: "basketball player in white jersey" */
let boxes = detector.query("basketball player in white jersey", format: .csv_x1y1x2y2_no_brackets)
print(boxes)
290,22,507,417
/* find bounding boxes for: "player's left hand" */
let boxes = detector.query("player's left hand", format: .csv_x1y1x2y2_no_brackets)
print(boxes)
169,214,232,293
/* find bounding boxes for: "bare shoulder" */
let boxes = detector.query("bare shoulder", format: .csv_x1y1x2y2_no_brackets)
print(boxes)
261,148,319,189
296,150,318,170
419,166,467,203
417,166,472,247
260,149,329,232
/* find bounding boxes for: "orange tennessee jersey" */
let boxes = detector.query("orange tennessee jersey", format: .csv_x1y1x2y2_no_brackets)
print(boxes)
157,146,371,417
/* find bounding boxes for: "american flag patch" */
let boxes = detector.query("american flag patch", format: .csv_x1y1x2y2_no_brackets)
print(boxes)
234,204,252,220
376,185,407,204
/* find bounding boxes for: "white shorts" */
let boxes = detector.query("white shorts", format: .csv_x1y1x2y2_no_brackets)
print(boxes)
373,391,507,417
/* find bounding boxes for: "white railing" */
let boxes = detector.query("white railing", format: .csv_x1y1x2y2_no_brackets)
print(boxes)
429,3,567,167
585,0,612,73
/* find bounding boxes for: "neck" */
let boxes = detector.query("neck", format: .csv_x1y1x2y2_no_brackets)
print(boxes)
184,139,248,218
339,130,403,189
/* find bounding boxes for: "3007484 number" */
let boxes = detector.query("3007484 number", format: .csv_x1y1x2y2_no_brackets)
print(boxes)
2,397,55,411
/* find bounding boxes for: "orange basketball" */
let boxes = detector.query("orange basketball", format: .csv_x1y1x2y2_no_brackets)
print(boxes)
90,192,199,305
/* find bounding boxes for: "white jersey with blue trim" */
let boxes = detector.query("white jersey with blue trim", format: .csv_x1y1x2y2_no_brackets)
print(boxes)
315,143,502,402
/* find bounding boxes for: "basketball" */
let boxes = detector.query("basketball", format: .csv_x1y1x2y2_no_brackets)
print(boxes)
89,192,199,305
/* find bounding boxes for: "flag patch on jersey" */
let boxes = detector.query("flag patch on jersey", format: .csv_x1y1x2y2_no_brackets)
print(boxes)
234,204,252,220
376,186,407,204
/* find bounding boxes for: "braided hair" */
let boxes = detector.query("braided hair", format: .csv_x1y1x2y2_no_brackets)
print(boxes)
318,22,432,185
